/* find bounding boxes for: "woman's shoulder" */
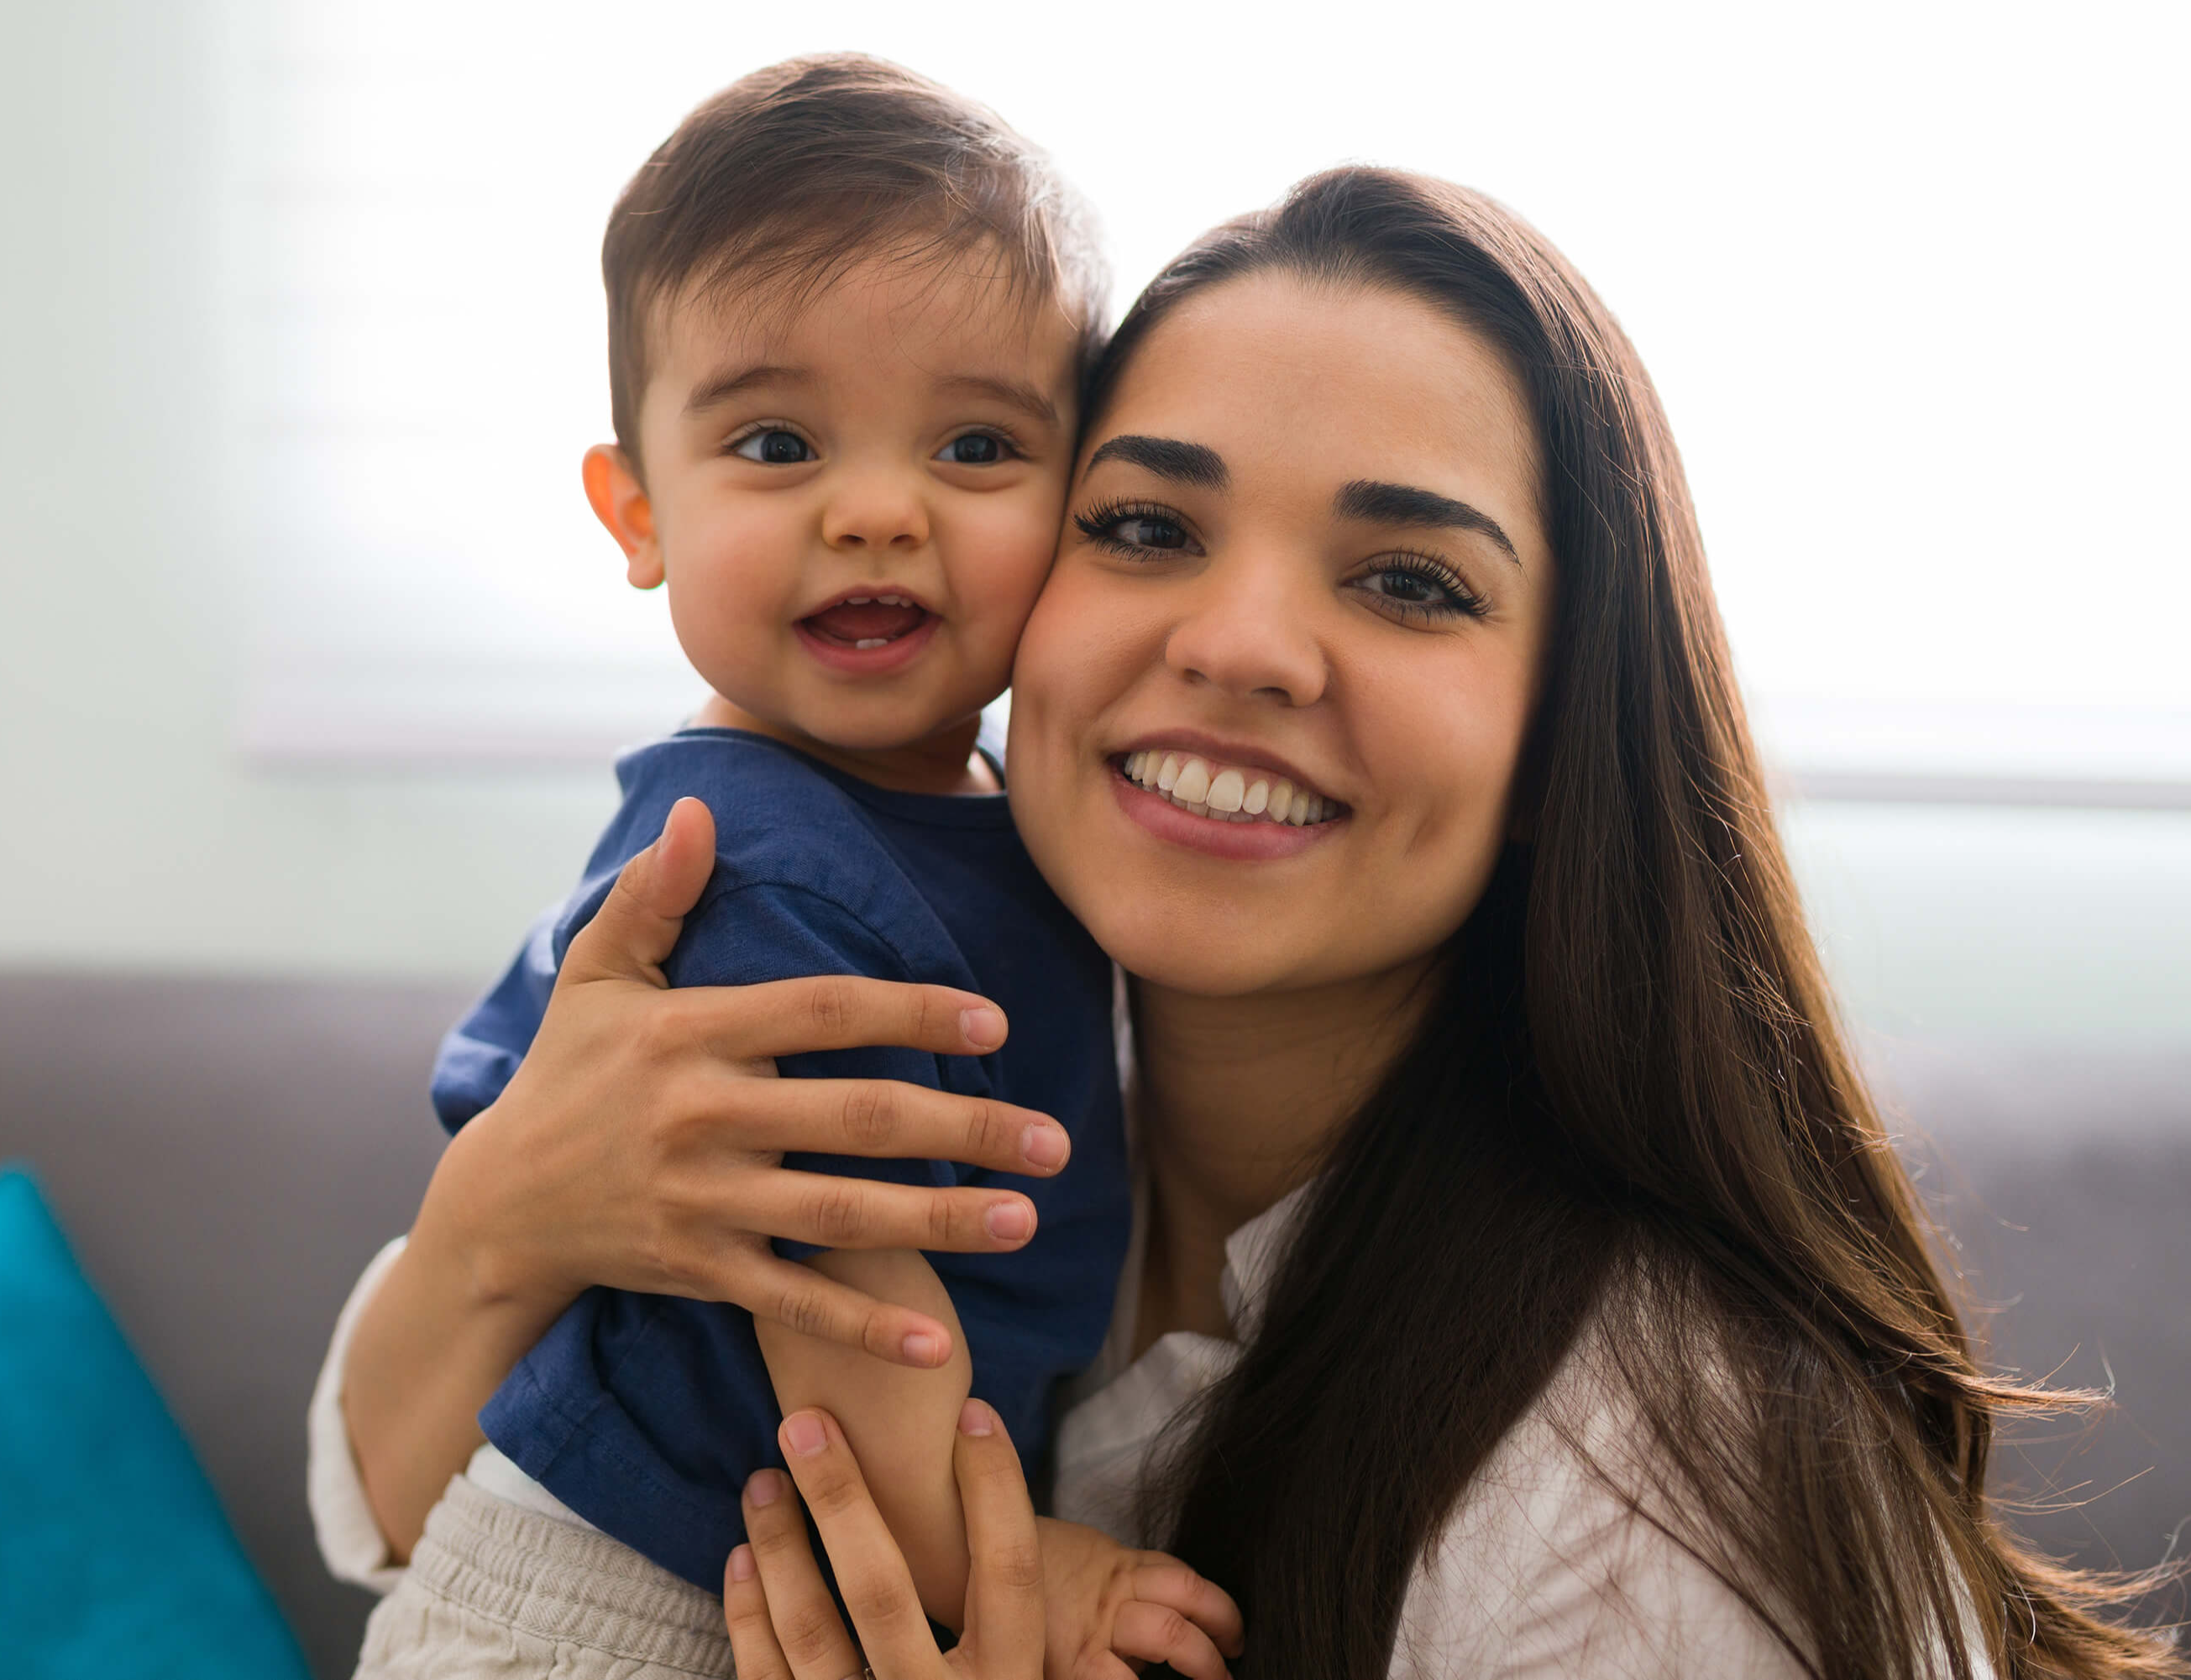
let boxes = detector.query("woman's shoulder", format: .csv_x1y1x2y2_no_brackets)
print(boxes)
1389,1285,1811,1680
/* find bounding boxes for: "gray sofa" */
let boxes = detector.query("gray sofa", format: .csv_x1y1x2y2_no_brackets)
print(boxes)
2,971,2183,1677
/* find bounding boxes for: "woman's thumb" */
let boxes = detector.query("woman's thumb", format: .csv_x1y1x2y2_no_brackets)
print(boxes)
564,797,716,982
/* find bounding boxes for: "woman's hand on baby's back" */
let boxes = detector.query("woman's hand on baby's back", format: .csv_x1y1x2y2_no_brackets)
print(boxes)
422,794,1073,1370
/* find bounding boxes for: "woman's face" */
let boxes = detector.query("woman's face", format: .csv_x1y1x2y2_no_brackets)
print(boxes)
1008,271,1557,998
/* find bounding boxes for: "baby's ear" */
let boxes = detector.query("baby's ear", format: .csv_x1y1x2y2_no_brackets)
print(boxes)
583,443,663,589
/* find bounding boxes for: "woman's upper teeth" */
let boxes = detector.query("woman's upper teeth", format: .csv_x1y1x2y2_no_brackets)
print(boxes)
1121,750,1339,825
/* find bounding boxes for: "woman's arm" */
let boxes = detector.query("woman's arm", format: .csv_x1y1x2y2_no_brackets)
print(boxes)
340,798,1072,1559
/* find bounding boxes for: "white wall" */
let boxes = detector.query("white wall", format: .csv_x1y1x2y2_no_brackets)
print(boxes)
3,0,2186,1051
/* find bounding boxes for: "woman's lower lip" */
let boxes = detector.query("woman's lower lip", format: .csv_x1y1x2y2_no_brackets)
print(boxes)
791,613,940,675
1110,765,1339,861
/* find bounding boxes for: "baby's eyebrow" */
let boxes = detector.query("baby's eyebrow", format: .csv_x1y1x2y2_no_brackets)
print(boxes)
936,374,1059,428
684,363,807,414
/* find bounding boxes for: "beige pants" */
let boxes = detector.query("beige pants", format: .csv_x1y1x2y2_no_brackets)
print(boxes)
354,1476,735,1678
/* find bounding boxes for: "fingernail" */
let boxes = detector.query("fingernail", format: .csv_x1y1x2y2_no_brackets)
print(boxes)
1019,1123,1068,1170
960,1005,1005,1050
983,1200,1033,1243
746,1468,785,1507
783,1411,828,1458
728,1544,755,1583
902,1331,946,1366
958,1398,995,1437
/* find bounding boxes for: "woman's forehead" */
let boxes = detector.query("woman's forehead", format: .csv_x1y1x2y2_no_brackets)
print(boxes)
1089,271,1547,549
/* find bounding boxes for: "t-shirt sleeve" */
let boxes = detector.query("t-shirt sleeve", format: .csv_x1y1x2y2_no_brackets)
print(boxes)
431,901,560,1133
662,878,983,1259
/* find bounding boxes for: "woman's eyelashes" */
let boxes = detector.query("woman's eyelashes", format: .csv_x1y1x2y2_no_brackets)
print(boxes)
1347,555,1490,622
1073,500,1198,557
1074,499,1490,622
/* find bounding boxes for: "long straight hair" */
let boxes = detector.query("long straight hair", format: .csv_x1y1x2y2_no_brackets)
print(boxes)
1102,170,2183,1680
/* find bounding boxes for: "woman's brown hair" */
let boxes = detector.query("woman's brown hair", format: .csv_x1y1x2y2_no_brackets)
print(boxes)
1101,169,2183,1679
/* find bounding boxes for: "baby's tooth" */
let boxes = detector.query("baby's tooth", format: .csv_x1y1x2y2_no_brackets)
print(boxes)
1156,753,1183,793
1267,780,1294,824
1243,778,1270,815
1172,757,1212,806
1206,767,1245,814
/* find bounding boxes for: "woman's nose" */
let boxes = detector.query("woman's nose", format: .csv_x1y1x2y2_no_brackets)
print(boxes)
1164,560,1329,708
820,466,930,552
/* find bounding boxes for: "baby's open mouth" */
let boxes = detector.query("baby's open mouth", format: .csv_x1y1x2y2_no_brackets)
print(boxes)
1118,750,1344,826
800,594,933,650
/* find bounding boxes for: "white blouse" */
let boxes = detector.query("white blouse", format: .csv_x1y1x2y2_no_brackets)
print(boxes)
309,1182,1829,1677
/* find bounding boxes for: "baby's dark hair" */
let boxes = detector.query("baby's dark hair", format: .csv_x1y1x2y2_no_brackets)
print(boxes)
602,54,1108,463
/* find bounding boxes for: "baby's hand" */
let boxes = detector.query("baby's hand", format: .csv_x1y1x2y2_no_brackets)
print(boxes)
1032,1517,1243,1679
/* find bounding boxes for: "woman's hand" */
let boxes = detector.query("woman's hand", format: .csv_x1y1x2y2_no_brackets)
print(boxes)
344,797,1074,1559
726,1405,1241,1680
421,796,1067,1360
726,1400,1044,1679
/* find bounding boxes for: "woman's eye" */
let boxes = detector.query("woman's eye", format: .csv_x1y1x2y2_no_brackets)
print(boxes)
1077,509,1192,552
937,432,1009,466
1354,562,1486,619
731,429,814,465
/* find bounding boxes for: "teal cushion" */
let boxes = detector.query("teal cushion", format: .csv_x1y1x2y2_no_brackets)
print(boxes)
0,1168,308,1680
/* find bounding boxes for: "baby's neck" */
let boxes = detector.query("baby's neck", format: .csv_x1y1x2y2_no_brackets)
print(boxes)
692,693,997,796
1126,961,1435,1349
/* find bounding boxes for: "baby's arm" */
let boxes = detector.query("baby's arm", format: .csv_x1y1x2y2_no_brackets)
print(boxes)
755,1248,974,1626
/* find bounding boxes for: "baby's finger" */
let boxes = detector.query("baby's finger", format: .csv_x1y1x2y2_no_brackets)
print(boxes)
1130,1557,1245,1656
951,1400,1046,1672
741,1469,865,1680
1111,1600,1232,1680
721,1544,795,1680
777,1410,944,1677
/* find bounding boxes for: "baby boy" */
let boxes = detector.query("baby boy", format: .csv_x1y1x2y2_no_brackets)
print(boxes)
426,52,1219,1670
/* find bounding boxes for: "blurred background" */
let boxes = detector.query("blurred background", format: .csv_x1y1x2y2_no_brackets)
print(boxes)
2,1,2183,1673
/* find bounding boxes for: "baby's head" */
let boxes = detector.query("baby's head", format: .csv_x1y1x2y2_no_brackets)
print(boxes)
582,55,1106,781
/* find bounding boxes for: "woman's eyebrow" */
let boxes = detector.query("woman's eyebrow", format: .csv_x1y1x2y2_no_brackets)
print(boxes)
1085,434,1229,490
1334,479,1521,564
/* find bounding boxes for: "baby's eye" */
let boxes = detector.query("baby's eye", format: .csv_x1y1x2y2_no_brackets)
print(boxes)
732,429,815,465
936,432,1009,466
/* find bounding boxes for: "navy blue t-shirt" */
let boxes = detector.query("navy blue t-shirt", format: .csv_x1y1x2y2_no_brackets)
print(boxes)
432,729,1130,1591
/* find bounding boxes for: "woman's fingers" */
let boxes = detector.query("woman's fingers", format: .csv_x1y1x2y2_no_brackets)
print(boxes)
676,971,1009,1064
735,1251,959,1368
951,1400,1046,1675
740,1468,871,1680
734,1164,1039,1256
774,1410,946,1678
1130,1558,1245,1657
698,1073,1069,1179
1110,1601,1233,1680
560,796,717,984
721,1544,797,1680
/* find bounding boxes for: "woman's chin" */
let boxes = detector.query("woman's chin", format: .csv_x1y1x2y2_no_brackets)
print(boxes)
1079,907,1313,1000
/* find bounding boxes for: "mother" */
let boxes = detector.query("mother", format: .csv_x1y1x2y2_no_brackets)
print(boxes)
319,170,2175,1679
